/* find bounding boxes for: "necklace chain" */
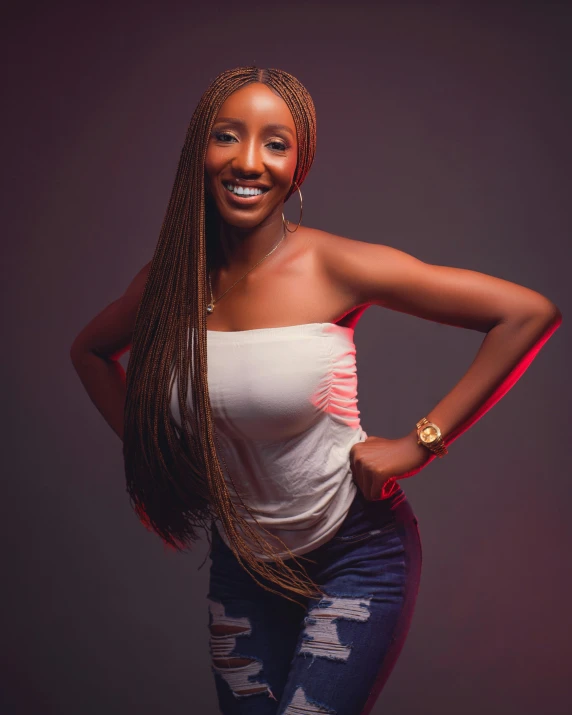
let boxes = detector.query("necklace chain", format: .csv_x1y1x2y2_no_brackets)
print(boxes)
207,219,288,314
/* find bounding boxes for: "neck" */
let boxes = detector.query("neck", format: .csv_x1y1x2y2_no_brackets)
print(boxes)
212,211,285,273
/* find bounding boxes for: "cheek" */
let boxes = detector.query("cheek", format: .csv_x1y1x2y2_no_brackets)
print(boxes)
204,144,226,180
268,156,298,185
286,151,299,182
203,154,217,183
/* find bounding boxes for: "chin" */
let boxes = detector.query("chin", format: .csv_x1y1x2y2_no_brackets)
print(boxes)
214,207,262,229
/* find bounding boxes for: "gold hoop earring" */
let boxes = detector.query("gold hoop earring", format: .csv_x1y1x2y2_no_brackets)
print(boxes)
282,181,303,233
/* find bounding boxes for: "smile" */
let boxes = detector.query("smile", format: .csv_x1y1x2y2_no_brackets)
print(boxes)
222,182,270,204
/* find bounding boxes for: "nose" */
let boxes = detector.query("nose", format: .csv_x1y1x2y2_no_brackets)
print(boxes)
232,136,264,177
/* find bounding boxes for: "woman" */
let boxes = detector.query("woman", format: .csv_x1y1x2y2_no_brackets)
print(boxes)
70,66,562,714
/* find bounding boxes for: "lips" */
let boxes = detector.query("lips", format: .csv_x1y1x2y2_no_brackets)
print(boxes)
222,181,270,206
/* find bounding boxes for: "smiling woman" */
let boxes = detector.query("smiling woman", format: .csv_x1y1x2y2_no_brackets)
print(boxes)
70,65,561,715
203,82,304,319
204,83,299,239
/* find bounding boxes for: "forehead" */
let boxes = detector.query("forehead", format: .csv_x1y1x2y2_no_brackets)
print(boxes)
214,82,295,130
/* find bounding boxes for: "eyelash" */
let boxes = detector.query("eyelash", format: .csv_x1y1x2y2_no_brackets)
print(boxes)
214,131,288,152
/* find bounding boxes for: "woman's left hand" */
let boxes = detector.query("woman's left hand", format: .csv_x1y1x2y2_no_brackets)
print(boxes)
349,434,434,501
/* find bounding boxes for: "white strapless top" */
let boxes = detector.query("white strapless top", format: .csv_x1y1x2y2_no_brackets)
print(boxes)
169,322,371,560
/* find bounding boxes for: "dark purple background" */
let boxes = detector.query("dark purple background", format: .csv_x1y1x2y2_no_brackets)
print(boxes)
3,2,571,714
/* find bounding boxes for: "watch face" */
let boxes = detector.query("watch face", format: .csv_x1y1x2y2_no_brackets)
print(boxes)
420,424,440,444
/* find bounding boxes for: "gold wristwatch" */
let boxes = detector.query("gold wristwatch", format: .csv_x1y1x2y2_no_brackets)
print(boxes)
416,417,448,458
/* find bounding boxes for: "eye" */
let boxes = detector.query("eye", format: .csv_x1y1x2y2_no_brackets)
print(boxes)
214,132,237,143
212,132,288,152
268,140,287,151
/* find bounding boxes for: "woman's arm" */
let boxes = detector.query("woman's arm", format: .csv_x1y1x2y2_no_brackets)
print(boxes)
400,307,561,452
70,261,151,442
320,234,562,494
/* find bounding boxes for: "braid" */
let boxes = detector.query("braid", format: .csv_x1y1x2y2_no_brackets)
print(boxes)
123,66,325,607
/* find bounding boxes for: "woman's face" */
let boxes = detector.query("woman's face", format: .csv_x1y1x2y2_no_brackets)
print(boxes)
204,82,298,230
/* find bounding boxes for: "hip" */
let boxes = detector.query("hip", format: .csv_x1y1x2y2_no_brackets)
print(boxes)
208,484,422,602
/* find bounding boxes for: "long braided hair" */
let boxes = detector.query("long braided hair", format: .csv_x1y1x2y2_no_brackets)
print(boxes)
123,67,327,606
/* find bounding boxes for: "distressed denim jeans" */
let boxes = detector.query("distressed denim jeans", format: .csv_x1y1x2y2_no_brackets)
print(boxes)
206,484,422,715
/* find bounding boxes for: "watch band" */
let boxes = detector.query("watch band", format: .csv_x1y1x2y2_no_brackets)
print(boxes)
416,417,449,458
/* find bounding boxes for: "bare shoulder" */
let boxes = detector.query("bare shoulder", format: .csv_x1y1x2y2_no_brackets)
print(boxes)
307,227,415,307
307,226,559,330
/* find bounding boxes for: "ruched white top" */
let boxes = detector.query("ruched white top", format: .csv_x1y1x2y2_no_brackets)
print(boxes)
169,322,371,560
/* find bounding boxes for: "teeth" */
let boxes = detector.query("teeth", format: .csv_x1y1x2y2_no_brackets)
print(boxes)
224,183,265,196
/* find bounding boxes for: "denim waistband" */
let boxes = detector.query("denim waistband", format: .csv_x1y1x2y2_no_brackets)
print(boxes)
207,482,414,560
348,481,409,519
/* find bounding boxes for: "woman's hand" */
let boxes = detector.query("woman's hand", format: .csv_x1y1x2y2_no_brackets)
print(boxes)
349,433,434,501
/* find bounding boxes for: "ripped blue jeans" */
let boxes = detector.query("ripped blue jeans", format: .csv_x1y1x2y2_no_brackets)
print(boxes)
206,484,422,715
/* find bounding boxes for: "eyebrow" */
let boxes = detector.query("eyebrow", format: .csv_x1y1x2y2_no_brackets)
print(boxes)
213,116,295,138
